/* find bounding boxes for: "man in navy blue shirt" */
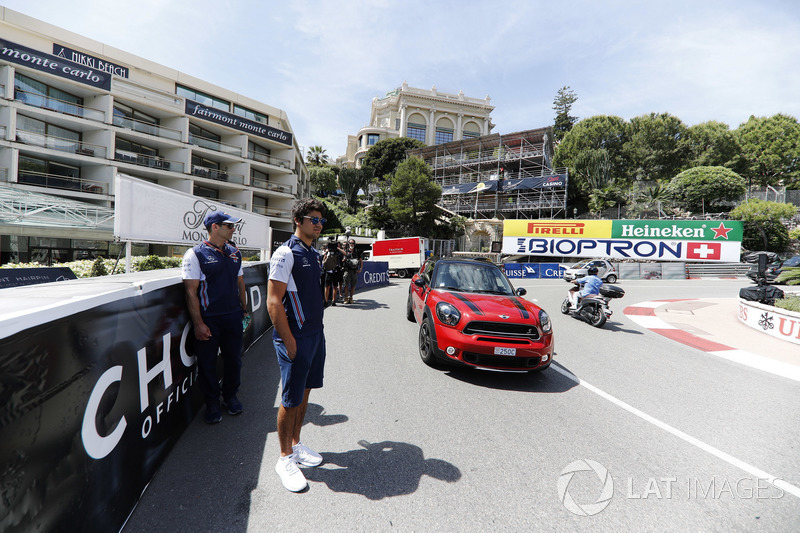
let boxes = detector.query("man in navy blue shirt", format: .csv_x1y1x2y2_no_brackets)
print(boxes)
182,211,249,424
268,198,327,492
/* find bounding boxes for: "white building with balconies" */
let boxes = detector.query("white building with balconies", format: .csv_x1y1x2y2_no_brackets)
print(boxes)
340,81,495,168
0,7,309,265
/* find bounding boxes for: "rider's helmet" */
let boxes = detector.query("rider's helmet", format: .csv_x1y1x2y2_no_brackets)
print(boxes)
587,266,599,275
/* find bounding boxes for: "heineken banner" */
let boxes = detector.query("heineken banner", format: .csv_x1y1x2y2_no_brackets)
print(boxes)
502,220,743,262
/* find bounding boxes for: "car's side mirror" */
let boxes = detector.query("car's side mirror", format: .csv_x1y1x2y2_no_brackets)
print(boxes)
515,287,527,296
414,278,427,287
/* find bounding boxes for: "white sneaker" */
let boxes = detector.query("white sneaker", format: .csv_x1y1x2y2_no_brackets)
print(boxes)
292,442,323,467
275,455,307,492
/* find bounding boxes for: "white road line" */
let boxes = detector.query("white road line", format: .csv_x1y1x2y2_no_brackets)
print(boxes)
709,349,800,383
551,363,800,499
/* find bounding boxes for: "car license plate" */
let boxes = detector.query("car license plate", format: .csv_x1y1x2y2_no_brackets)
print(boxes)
494,347,516,356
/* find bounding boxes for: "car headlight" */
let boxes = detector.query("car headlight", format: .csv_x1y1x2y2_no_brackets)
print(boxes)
538,309,551,334
436,302,461,326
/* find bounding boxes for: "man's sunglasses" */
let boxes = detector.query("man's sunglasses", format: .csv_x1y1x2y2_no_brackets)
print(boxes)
303,216,327,225
219,222,235,229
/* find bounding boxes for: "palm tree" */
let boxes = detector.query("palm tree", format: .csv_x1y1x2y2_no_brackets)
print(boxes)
306,146,329,166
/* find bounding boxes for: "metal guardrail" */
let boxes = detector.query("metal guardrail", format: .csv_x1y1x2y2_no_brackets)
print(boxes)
685,263,752,278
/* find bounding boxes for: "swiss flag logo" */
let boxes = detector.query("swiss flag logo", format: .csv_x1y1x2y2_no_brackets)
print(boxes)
687,242,721,260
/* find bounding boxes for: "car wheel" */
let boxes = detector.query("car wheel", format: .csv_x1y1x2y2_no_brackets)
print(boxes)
418,316,438,366
605,274,617,283
560,298,571,314
406,292,416,322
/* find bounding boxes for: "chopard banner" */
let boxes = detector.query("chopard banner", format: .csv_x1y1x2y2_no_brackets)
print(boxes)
502,219,744,262
0,265,269,532
185,100,293,146
0,38,111,90
114,173,271,249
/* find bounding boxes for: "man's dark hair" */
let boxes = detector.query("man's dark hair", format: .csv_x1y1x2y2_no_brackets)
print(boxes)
291,198,325,229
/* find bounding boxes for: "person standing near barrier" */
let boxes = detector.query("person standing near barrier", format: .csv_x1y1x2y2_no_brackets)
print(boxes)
182,211,249,425
342,239,362,304
267,198,327,492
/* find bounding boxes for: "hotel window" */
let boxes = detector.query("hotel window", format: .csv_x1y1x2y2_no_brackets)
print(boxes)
18,155,80,189
435,127,454,145
192,154,220,171
234,105,268,124
248,141,270,161
189,123,221,142
193,184,219,199
176,85,230,111
407,123,426,143
367,134,380,146
113,102,158,126
251,168,269,187
17,115,81,152
115,138,157,157
462,131,480,139
14,73,83,115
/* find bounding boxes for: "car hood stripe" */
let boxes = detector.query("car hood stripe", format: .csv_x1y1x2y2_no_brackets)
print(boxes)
507,297,530,319
452,293,484,315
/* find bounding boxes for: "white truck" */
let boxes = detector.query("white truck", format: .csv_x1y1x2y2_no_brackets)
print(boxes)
368,236,428,278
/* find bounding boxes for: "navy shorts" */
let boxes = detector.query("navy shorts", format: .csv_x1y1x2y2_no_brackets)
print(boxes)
274,331,326,408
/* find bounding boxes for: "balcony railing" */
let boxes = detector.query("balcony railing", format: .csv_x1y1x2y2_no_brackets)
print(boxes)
14,89,105,122
189,134,242,156
113,115,182,141
218,199,247,210
16,129,104,158
115,150,184,173
253,205,291,218
192,165,245,185
251,178,292,194
247,150,291,169
18,170,107,194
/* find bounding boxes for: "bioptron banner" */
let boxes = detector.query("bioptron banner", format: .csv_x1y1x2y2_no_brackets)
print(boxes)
502,219,744,262
114,173,271,249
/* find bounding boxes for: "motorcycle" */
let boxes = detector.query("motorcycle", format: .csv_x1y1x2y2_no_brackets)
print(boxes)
560,281,625,328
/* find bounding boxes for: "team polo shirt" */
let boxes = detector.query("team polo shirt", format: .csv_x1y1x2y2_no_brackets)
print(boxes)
269,235,324,340
182,240,244,318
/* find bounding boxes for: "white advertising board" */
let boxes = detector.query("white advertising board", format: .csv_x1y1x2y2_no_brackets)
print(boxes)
114,174,271,249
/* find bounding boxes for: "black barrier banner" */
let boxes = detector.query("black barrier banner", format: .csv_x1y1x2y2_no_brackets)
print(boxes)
0,265,268,532
0,267,77,289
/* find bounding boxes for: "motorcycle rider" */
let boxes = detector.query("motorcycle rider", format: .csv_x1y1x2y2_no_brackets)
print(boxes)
568,266,603,309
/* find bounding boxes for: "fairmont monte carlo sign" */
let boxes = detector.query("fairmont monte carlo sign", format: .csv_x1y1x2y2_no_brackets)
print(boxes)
185,100,293,146
502,219,744,262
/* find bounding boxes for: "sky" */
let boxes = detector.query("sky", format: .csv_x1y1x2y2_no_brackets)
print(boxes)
4,0,800,160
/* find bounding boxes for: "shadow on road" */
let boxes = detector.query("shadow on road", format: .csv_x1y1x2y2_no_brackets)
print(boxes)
442,362,579,392
303,440,461,500
329,298,389,311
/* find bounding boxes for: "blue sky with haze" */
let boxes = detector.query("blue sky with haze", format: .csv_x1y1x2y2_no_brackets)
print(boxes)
4,0,799,159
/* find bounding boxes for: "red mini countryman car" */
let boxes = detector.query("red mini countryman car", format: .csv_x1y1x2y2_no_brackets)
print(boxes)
406,258,554,372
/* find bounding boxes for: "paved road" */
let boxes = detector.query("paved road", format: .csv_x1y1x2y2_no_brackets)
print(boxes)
124,279,800,532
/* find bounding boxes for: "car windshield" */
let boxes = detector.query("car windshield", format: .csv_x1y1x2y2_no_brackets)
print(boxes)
570,259,592,269
783,256,800,268
432,262,515,295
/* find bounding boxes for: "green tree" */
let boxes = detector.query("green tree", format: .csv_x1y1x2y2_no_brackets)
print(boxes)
389,157,442,235
554,115,629,209
362,137,426,181
682,121,742,170
306,145,329,166
309,165,337,197
730,199,797,252
664,166,747,213
552,86,579,143
735,114,800,188
338,166,373,212
624,112,689,182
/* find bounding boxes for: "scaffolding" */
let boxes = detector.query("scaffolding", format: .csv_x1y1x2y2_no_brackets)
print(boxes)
408,127,568,220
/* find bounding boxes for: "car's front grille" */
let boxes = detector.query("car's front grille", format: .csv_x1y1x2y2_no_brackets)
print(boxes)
462,321,540,340
463,352,542,368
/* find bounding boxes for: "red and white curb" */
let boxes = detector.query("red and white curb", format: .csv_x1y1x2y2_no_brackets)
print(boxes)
624,300,800,383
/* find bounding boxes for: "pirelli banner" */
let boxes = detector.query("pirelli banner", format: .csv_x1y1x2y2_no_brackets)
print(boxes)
503,219,744,262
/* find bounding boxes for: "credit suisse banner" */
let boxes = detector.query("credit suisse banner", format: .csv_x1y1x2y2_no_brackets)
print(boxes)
114,174,271,249
502,219,743,262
